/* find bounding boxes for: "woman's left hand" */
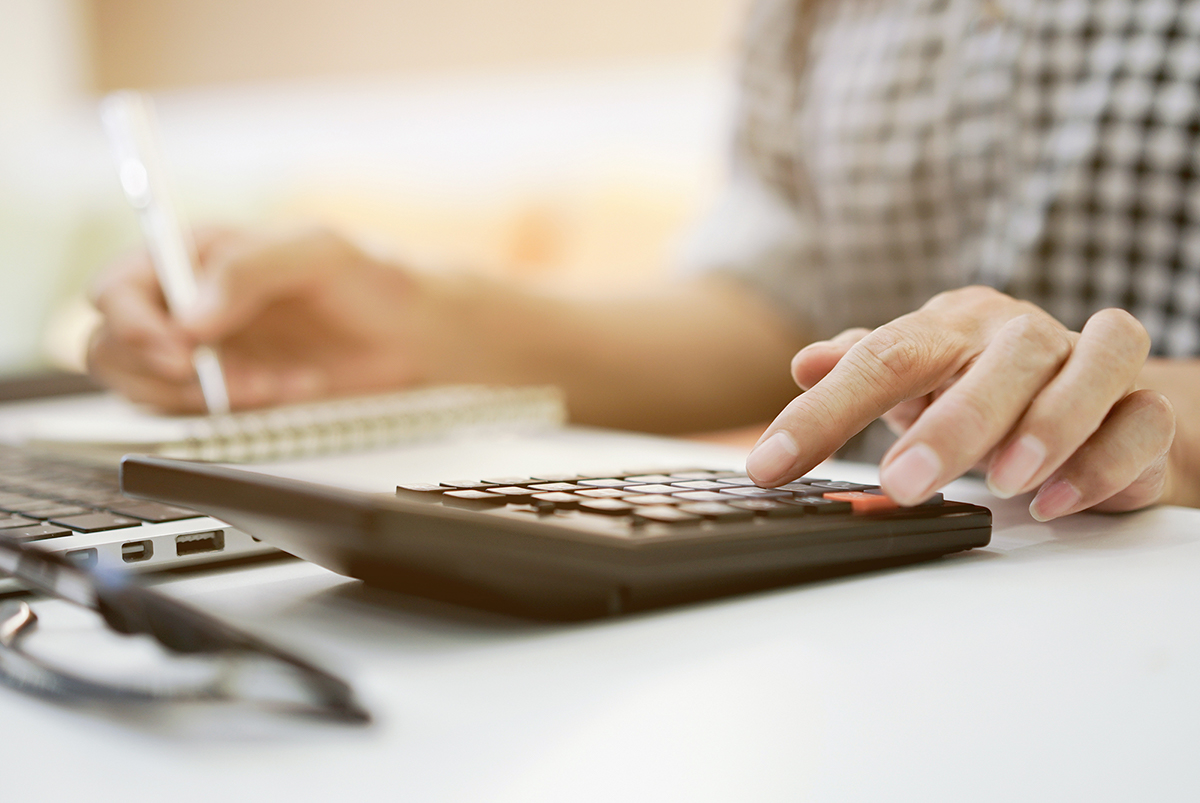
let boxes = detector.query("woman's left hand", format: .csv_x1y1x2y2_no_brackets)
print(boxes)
746,286,1177,520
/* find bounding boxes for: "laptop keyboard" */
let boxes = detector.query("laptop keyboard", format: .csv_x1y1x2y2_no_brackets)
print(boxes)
0,445,199,542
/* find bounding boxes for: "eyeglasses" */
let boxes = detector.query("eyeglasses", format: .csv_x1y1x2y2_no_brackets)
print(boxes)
0,534,369,723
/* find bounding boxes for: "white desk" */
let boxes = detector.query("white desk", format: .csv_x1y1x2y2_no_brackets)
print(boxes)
3,430,1198,802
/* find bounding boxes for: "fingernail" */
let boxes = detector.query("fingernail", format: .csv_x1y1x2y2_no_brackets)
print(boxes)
880,442,942,505
1029,480,1081,522
746,430,800,485
988,434,1047,499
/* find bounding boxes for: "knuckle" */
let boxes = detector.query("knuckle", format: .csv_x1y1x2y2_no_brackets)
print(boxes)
924,284,1003,313
851,326,931,394
1001,313,1072,364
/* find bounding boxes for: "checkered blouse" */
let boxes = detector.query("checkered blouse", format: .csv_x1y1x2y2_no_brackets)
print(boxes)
690,0,1200,357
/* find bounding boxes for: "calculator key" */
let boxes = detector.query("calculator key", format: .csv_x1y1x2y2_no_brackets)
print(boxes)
865,488,945,505
715,476,757,486
677,502,754,521
726,499,807,517
486,486,542,497
577,478,634,488
531,492,581,507
667,471,736,480
809,481,875,492
439,480,496,490
624,494,679,506
396,484,447,503
481,476,534,486
49,513,142,533
781,497,852,514
632,506,701,524
396,483,446,493
624,484,677,495
823,491,899,513
528,473,582,482
622,474,677,484
576,488,631,499
670,480,729,491
528,482,584,492
720,487,793,499
778,482,826,495
0,524,73,541
442,490,507,508
673,491,728,502
579,499,635,515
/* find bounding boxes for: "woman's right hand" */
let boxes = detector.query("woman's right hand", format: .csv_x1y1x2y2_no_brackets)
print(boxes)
88,226,437,412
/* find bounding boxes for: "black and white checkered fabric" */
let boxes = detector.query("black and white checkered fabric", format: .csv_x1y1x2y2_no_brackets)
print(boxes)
689,0,1200,357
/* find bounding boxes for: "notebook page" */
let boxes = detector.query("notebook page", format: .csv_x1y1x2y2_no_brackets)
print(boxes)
7,385,566,463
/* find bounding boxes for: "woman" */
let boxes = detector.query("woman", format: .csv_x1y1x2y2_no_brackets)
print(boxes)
88,0,1200,519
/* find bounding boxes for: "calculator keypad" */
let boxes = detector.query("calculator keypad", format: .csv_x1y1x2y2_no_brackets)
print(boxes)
397,470,947,536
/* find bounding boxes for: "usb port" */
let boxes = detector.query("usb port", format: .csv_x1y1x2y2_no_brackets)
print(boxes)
65,548,98,569
121,540,153,563
175,530,225,557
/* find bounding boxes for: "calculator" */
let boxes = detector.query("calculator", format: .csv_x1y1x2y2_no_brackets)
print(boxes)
121,457,991,620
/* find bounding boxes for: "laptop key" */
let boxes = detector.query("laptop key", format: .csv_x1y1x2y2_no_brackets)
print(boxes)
0,524,73,542
0,494,50,512
0,513,40,529
48,512,142,533
105,501,200,523
17,505,91,520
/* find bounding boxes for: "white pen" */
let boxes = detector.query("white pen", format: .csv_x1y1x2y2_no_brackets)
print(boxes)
99,90,231,415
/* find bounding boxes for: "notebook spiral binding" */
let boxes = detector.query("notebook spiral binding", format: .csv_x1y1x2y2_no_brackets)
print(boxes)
151,385,566,463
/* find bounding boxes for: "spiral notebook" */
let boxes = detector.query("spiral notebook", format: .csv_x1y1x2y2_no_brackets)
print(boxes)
13,384,567,464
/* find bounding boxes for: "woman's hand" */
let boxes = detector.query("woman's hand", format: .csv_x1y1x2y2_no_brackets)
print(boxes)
746,286,1178,520
88,226,431,412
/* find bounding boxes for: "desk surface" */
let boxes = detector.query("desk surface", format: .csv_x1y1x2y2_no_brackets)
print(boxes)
4,429,1199,803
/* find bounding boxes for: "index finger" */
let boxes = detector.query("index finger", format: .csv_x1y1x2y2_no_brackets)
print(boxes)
745,317,970,485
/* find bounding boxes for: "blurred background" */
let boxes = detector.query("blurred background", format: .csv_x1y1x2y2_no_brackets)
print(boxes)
0,0,746,373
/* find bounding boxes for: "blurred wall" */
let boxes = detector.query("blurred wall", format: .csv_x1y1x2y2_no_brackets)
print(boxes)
92,0,742,90
2,0,745,370
0,0,89,114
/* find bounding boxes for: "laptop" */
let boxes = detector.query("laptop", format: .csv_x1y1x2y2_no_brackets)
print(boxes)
0,368,277,591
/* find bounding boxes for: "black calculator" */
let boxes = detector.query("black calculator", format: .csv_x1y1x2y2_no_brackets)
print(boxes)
121,457,991,620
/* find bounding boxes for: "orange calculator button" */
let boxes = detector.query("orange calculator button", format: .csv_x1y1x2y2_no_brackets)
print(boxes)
822,491,900,513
